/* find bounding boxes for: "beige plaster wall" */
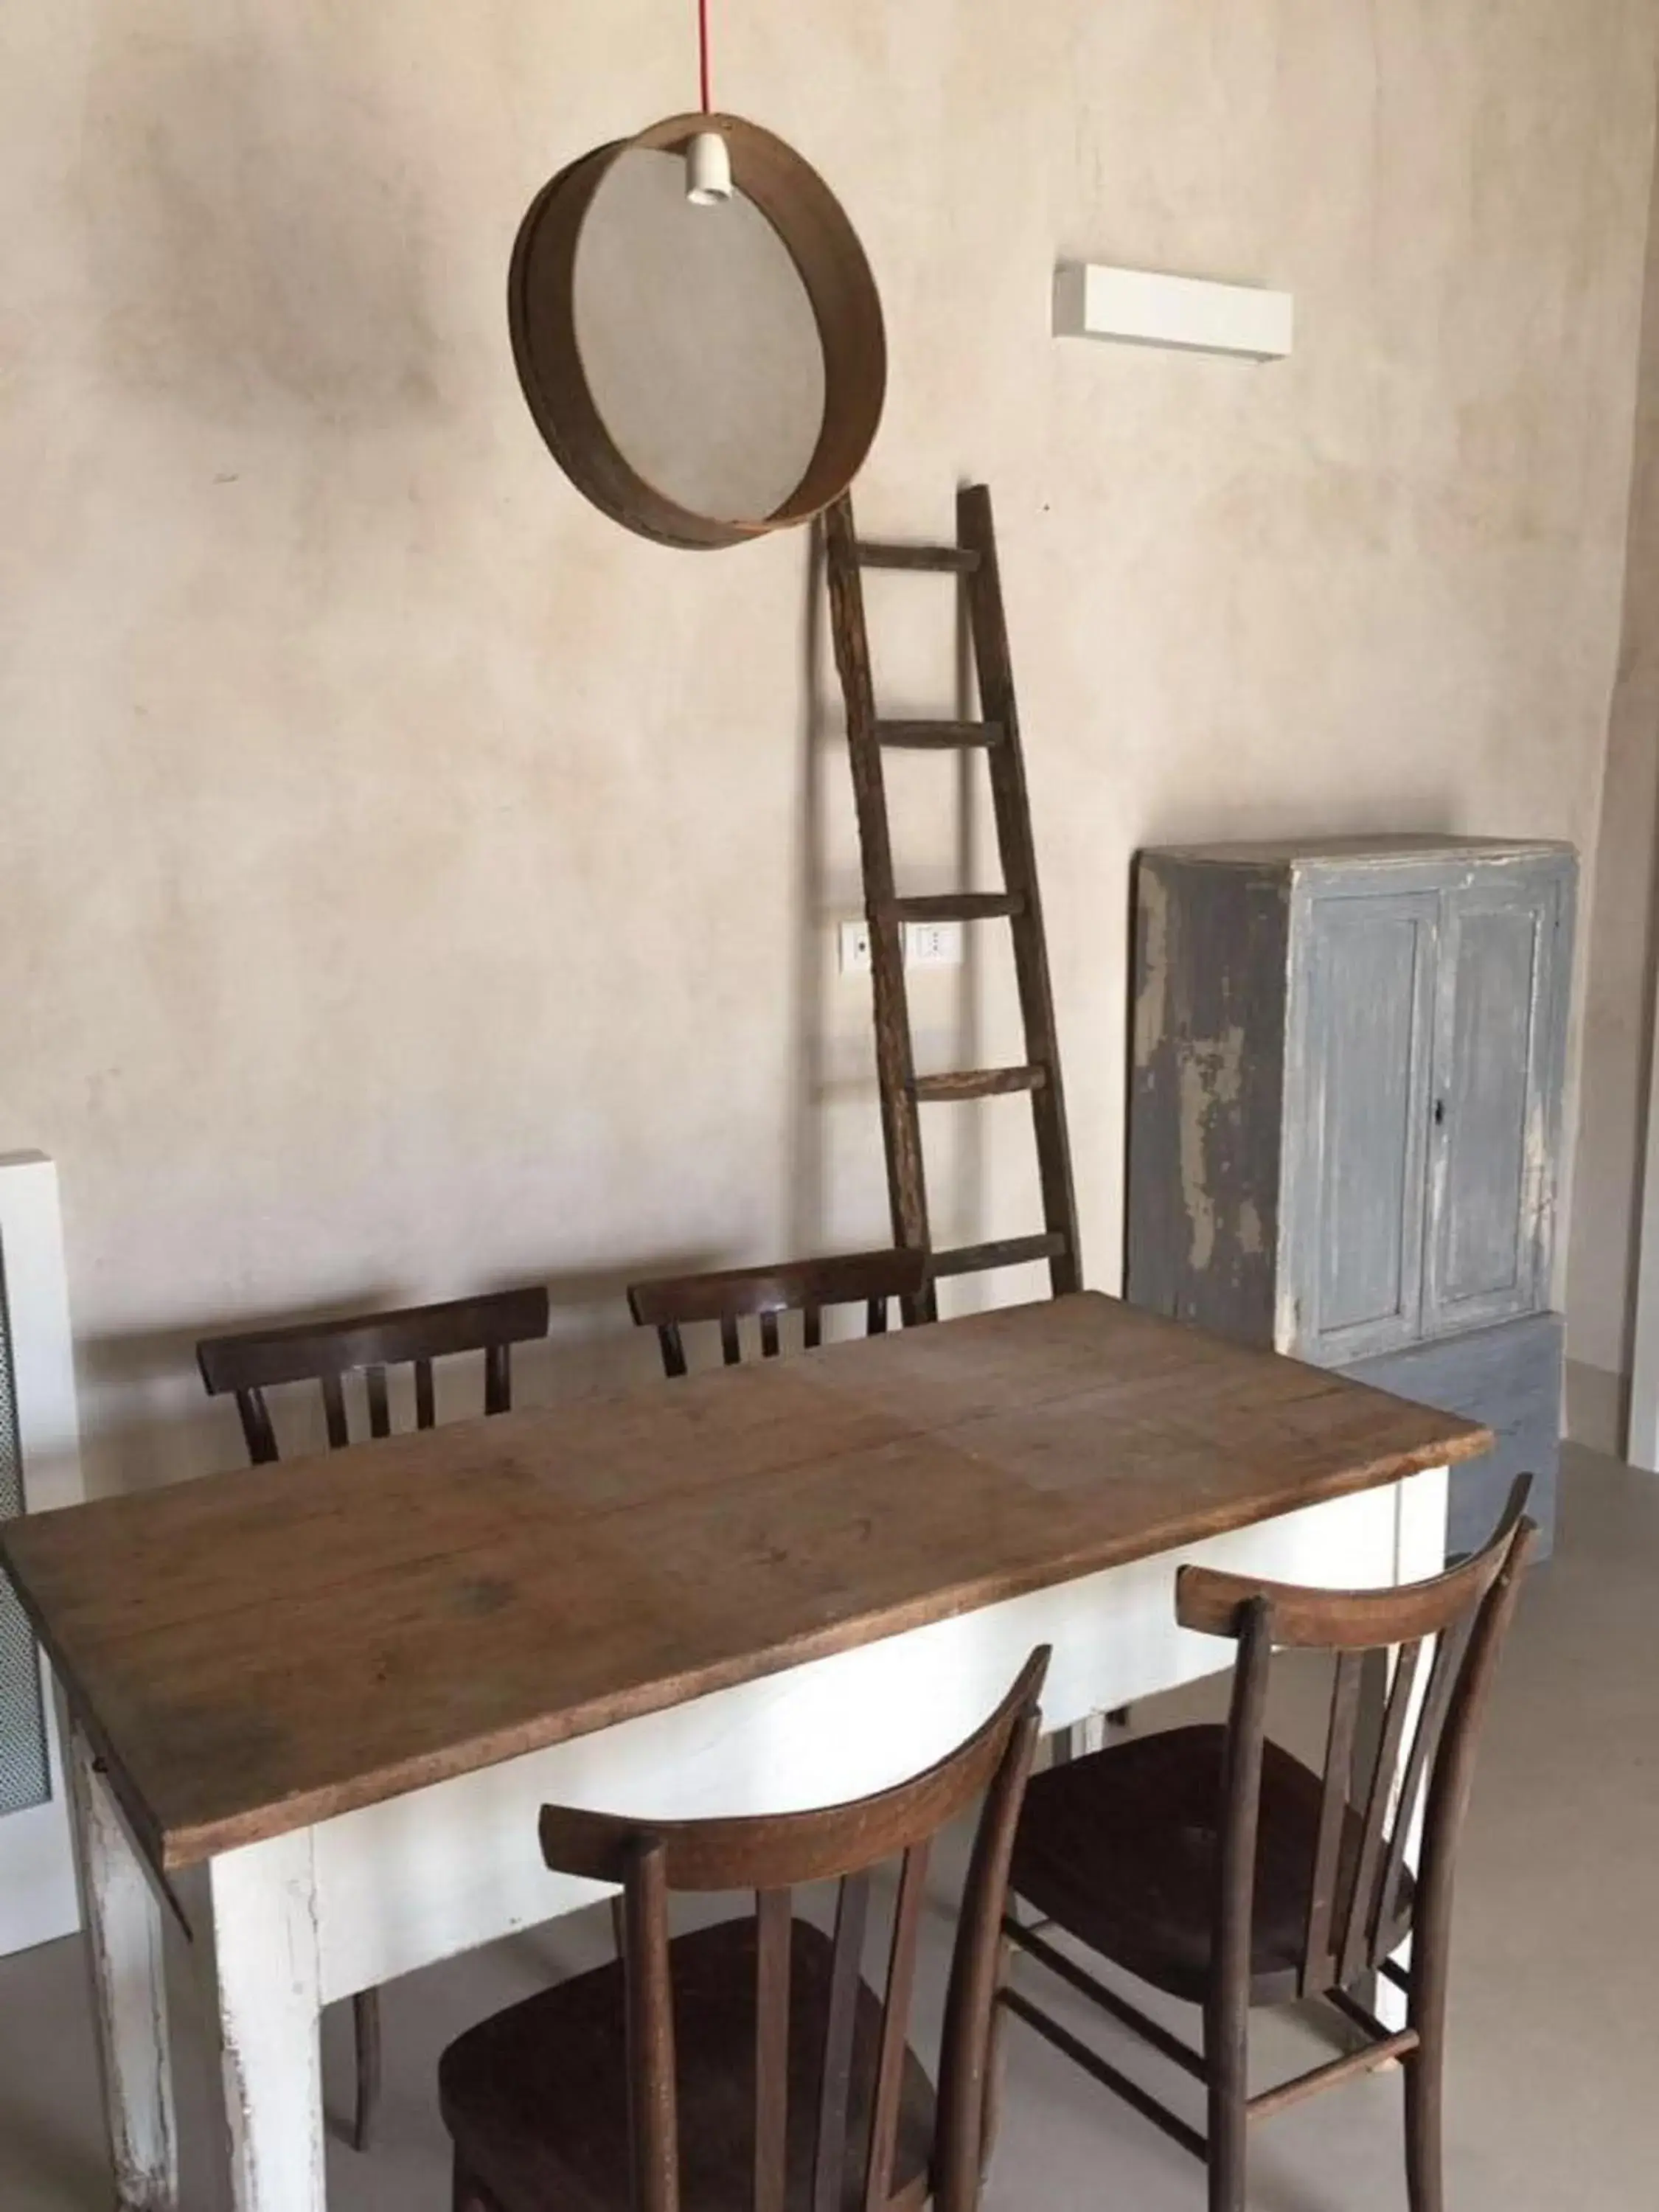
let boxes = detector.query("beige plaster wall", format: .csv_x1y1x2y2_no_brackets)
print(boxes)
4,1,1655,1498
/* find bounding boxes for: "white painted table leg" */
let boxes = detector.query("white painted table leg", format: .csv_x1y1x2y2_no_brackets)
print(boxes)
210,1829,326,2212
1373,1464,1450,2033
64,1721,178,2212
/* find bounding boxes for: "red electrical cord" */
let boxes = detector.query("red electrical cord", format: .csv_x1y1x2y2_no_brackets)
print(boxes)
698,0,712,111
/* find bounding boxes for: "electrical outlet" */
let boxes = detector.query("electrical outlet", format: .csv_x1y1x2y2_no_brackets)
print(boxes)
905,920,965,969
838,920,873,975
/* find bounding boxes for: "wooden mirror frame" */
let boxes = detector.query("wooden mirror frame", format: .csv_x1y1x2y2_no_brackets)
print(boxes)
508,113,887,551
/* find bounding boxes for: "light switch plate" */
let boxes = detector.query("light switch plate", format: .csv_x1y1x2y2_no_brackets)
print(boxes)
905,920,964,969
838,919,966,975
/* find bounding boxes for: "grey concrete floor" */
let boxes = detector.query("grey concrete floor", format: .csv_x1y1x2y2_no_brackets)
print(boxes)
1,1444,1654,2209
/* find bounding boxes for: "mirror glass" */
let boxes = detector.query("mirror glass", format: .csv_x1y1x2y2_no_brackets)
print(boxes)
574,149,827,523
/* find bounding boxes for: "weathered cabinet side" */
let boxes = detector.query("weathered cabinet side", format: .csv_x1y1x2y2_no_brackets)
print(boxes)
1127,855,1290,1346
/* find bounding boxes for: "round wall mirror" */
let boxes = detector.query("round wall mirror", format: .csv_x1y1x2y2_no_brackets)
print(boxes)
509,115,886,550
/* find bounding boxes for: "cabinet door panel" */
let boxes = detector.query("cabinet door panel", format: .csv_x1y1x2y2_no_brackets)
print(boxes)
1425,871,1564,1335
1293,891,1438,1360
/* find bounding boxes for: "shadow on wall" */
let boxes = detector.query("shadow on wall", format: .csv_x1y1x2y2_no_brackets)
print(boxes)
80,17,448,422
70,1253,723,1500
787,503,994,1286
1572,133,1659,1394
786,524,831,1258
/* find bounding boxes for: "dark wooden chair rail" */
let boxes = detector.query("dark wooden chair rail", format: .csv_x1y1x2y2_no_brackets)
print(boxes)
195,1281,551,2153
1001,1478,1537,2212
627,1248,926,1378
440,1646,1049,2212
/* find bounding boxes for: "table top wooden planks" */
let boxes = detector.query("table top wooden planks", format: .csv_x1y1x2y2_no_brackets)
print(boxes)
0,1294,1488,1873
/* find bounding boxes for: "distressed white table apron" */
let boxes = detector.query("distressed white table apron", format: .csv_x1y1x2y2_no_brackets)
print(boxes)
68,1467,1447,2212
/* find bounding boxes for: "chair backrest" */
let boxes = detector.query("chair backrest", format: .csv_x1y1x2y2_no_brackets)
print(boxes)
196,1287,551,1464
538,1646,1048,2212
627,1248,927,1379
1175,1477,1536,2000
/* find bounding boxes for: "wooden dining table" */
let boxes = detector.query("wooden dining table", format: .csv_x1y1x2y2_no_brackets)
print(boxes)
0,1290,1488,2212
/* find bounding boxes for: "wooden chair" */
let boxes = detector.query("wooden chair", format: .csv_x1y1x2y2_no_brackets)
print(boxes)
627,1248,928,1378
195,1283,550,2151
439,1646,1050,2212
1001,1481,1536,2212
196,1287,550,1471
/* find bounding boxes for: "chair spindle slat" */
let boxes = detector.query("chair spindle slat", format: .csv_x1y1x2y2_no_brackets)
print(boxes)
753,1889,793,2212
320,1371,350,1449
365,1365,392,1439
759,1310,782,1360
720,1315,742,1367
811,1873,873,2212
862,1841,932,2212
414,1357,437,1429
868,1298,889,1336
1302,1649,1363,1994
803,1305,823,1352
236,1387,279,1465
1372,1621,1467,1958
484,1342,512,1416
1340,1636,1425,1986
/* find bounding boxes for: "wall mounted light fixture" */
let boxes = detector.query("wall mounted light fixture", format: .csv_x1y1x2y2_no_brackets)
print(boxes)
1054,262,1294,363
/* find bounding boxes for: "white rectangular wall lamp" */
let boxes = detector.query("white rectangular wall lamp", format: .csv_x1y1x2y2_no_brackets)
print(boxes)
1053,262,1293,362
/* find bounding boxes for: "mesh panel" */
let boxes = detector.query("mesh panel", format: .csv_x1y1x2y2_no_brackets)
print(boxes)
0,1234,49,1815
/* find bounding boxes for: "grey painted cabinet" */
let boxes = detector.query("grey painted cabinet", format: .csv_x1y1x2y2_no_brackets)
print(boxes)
1127,835,1576,1555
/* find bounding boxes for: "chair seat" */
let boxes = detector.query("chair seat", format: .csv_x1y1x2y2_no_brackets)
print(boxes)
1010,1724,1412,2006
440,1914,937,2212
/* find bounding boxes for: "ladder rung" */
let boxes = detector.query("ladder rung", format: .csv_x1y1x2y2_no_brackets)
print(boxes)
855,541,981,574
931,1233,1068,1279
890,893,1024,923
876,720,1004,750
914,1065,1047,1102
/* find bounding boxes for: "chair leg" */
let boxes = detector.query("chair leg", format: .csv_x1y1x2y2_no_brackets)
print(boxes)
1206,2076,1248,2212
611,1892,627,1958
1402,2032,1445,2212
1406,1876,1454,2212
351,1987,383,2154
1204,1992,1249,2212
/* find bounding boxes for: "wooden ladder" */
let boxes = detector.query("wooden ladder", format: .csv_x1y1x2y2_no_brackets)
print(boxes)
824,483,1082,1317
